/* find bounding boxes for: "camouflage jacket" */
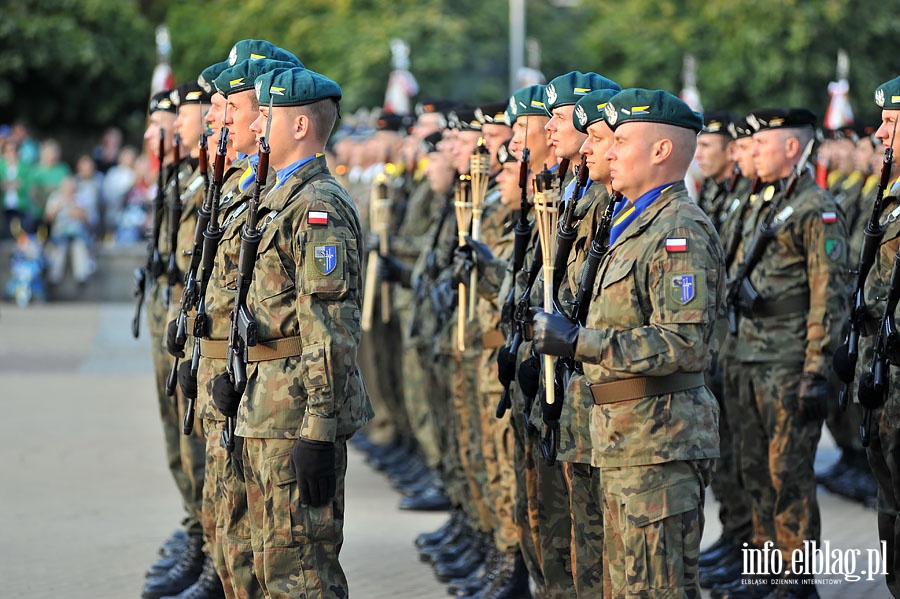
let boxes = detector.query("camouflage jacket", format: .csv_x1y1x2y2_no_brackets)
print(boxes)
697,176,731,232
156,159,197,286
195,159,273,422
734,172,849,378
574,181,724,467
165,165,205,324
236,155,373,441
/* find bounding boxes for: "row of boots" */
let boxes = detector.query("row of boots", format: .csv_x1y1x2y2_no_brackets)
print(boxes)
351,432,452,511
415,510,531,599
816,448,877,508
141,530,224,599
698,534,819,599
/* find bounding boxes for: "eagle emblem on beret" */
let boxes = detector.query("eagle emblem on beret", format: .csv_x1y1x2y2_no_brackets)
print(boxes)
876,89,885,107
228,46,238,66
170,89,180,106
255,80,263,99
497,143,509,164
604,102,617,126
575,104,587,128
546,84,557,106
746,113,761,131
509,97,517,116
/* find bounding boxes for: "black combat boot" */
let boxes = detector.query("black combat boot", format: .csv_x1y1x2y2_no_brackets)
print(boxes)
160,556,225,599
448,545,499,596
416,510,461,549
141,535,205,599
435,534,487,582
421,521,474,563
700,534,742,568
473,551,531,599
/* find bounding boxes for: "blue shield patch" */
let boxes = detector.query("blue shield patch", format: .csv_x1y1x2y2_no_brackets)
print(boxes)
314,245,337,275
672,274,695,304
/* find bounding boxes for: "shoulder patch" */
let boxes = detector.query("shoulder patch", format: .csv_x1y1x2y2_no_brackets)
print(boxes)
665,238,688,253
825,239,843,262
822,211,837,224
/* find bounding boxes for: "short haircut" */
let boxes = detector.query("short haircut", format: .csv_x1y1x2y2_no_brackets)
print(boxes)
288,99,339,145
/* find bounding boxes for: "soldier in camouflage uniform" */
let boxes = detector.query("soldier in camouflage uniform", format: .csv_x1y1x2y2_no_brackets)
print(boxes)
209,66,372,599
855,76,900,598
533,88,724,599
697,116,757,587
695,111,738,232
723,108,849,599
139,88,212,599
543,71,621,598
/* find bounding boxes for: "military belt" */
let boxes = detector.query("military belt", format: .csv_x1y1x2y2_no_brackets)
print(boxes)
752,293,809,318
589,371,706,405
199,336,303,362
481,329,506,349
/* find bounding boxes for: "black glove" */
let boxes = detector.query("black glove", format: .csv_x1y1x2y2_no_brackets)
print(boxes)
517,354,541,400
497,344,517,389
532,310,579,359
231,435,245,482
212,373,242,418
166,319,185,357
291,438,336,507
797,373,828,423
376,254,406,284
365,231,381,253
449,245,475,287
177,361,197,399
540,377,565,466
462,235,495,272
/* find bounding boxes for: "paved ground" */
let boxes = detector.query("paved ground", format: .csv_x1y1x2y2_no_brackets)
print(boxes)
0,302,893,598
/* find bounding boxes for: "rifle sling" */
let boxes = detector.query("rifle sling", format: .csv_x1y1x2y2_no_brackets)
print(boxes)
199,336,303,362
589,371,705,405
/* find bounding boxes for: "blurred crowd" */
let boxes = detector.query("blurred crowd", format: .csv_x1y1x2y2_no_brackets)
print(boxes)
1,120,159,302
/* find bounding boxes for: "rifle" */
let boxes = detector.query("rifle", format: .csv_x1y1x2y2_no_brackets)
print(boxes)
857,245,900,446
409,192,454,339
552,154,589,301
833,120,896,411
166,132,214,402
223,98,272,452
496,147,531,417
199,115,210,197
164,134,183,309
725,138,815,335
132,128,166,338
189,107,230,388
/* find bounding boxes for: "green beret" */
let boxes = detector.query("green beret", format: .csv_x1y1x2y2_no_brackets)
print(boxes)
227,39,304,68
545,71,621,113
727,117,753,140
215,59,299,97
573,89,618,134
198,61,229,95
475,101,509,125
254,67,342,107
875,76,900,109
504,85,548,126
604,88,703,132
496,138,516,165
701,111,738,136
171,81,211,108
746,108,817,132
149,89,176,115
449,107,482,132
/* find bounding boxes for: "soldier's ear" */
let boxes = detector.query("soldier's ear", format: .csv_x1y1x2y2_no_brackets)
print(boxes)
651,138,673,165
784,134,801,159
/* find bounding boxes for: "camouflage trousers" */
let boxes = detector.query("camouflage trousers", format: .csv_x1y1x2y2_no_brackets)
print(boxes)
402,335,440,470
713,354,753,541
866,407,900,598
242,437,348,599
429,352,467,510
357,331,393,446
738,361,822,560
149,284,205,535
565,462,604,597
602,459,711,599
199,419,262,599
451,347,494,534
479,347,519,552
510,383,545,589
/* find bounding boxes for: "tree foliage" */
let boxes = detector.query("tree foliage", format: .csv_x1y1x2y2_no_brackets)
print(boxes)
575,0,900,125
0,0,154,134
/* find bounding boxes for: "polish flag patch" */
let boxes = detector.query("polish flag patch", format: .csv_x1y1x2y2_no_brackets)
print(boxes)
308,211,329,225
666,238,688,253
822,211,837,224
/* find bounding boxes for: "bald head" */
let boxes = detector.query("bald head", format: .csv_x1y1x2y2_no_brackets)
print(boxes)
605,121,698,199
